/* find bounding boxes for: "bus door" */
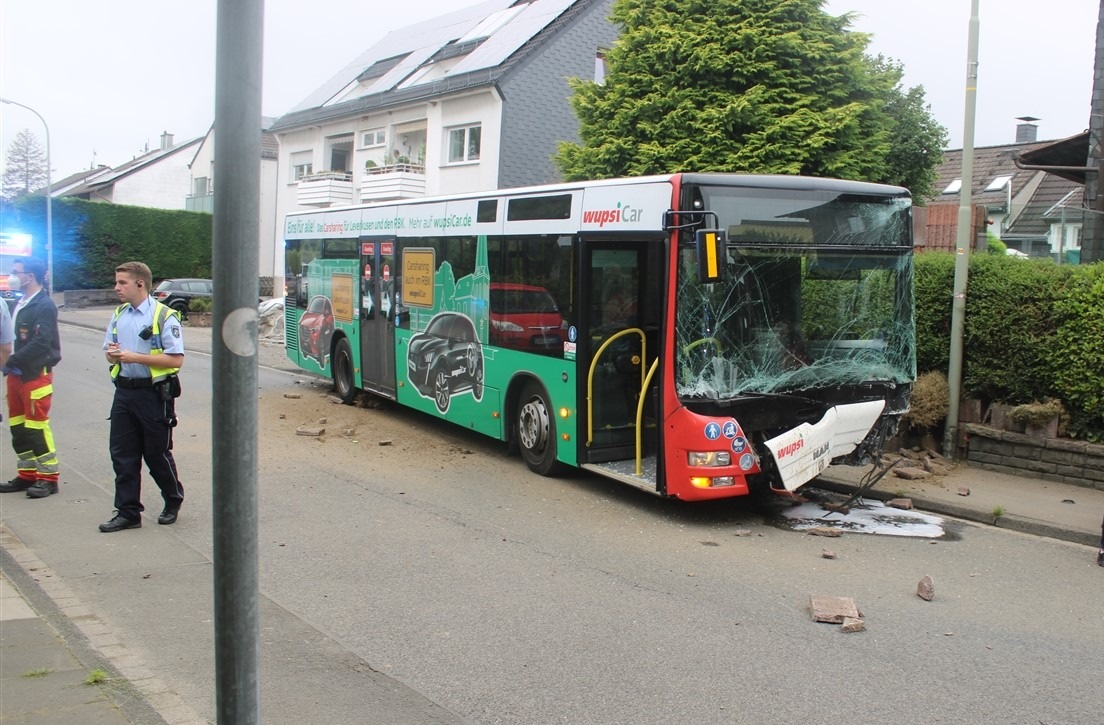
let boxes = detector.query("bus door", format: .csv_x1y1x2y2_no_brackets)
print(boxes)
359,239,398,398
581,240,661,463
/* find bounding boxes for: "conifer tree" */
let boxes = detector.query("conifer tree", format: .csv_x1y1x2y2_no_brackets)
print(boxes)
1,129,49,201
556,0,945,197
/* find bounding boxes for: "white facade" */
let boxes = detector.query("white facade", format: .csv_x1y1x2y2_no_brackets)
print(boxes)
188,128,281,282
273,88,505,246
74,139,201,210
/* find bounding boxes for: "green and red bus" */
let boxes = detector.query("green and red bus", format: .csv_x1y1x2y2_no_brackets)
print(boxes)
284,173,915,501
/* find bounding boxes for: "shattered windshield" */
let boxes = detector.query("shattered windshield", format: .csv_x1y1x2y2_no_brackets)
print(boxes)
676,186,915,399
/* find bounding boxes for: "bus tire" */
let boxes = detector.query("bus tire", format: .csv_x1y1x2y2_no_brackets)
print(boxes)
517,381,563,476
332,338,357,405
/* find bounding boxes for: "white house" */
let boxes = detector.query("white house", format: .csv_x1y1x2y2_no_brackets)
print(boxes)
186,122,281,290
63,132,202,210
268,0,617,233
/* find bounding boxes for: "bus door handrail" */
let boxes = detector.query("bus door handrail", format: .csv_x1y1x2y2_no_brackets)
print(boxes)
586,327,647,448
634,358,659,476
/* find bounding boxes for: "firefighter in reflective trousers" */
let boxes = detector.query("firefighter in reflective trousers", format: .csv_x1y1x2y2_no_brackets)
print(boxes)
99,261,185,533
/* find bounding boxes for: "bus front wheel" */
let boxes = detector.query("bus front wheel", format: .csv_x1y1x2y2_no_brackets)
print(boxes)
517,382,563,477
332,338,357,404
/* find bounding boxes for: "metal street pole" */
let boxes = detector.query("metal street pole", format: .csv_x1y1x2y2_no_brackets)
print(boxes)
212,0,263,722
942,0,980,458
0,97,52,294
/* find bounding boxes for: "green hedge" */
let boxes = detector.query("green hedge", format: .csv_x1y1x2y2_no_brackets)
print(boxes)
4,196,212,291
915,253,1104,441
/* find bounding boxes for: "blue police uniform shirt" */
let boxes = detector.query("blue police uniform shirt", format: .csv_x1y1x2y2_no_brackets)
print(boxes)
102,296,185,378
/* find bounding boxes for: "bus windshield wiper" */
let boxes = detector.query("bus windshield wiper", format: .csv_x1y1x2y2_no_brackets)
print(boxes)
734,390,821,406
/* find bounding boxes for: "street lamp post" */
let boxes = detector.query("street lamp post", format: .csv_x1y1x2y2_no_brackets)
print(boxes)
1,97,52,294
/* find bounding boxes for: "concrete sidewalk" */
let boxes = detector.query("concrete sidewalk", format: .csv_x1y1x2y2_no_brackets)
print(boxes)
1,529,185,724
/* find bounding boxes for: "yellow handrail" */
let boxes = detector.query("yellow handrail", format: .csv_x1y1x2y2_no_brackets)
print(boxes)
586,328,646,448
682,336,722,356
634,359,659,476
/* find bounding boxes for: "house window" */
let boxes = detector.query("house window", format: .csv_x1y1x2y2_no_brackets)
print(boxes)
448,124,481,163
291,151,313,181
326,134,354,173
595,50,607,84
193,176,210,196
362,128,386,147
941,179,962,194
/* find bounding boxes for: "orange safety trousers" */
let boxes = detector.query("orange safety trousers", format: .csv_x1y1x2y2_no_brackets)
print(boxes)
5,371,59,483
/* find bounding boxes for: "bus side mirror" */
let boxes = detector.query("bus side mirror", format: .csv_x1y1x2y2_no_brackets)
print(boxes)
695,229,726,284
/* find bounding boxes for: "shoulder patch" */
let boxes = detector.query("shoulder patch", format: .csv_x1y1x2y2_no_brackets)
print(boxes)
172,327,181,338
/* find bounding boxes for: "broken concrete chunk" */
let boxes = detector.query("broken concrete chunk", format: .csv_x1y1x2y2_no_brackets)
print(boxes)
888,498,914,510
807,526,843,538
892,466,932,480
923,447,947,462
810,595,860,624
821,549,837,560
917,575,935,601
342,428,356,437
840,617,866,633
296,426,325,437
957,487,971,497
379,439,393,446
283,393,302,399
328,396,344,404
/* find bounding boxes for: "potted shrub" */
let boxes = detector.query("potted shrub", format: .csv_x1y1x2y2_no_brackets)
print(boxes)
185,295,213,327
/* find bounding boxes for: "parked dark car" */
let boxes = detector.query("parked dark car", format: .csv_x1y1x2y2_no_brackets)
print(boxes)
154,278,213,315
298,294,335,366
407,311,484,413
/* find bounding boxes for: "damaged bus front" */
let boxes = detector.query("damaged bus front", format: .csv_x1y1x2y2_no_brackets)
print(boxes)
668,177,915,497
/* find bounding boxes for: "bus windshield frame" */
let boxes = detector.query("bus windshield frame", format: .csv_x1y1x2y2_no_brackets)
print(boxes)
674,184,915,402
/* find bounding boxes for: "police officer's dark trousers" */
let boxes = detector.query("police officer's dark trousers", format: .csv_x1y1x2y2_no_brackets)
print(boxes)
109,383,184,521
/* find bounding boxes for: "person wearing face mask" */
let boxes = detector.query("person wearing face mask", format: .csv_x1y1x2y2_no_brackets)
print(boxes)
0,257,62,498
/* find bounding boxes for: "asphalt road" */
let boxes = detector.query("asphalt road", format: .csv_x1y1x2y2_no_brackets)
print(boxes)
4,322,1101,724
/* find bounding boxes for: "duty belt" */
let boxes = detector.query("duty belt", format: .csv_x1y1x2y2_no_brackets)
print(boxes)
114,376,154,389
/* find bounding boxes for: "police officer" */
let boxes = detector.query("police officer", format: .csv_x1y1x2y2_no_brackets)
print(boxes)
99,261,185,532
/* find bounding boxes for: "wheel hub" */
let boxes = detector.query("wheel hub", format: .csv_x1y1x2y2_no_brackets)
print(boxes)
519,398,549,451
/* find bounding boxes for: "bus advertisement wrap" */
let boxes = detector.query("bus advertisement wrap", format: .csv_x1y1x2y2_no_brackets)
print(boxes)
284,173,914,502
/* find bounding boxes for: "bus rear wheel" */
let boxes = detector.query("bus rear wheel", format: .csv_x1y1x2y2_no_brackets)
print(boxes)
332,338,357,404
516,382,563,476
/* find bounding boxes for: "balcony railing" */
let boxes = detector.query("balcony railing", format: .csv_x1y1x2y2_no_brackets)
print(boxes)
360,163,426,202
186,193,214,214
297,171,354,207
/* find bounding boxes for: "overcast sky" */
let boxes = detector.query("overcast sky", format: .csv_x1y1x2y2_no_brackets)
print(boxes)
0,0,1097,180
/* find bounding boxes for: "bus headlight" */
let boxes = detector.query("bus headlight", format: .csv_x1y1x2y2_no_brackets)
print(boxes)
688,451,731,467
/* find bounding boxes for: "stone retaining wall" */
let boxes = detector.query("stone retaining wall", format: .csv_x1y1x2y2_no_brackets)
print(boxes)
964,423,1104,491
63,289,118,307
